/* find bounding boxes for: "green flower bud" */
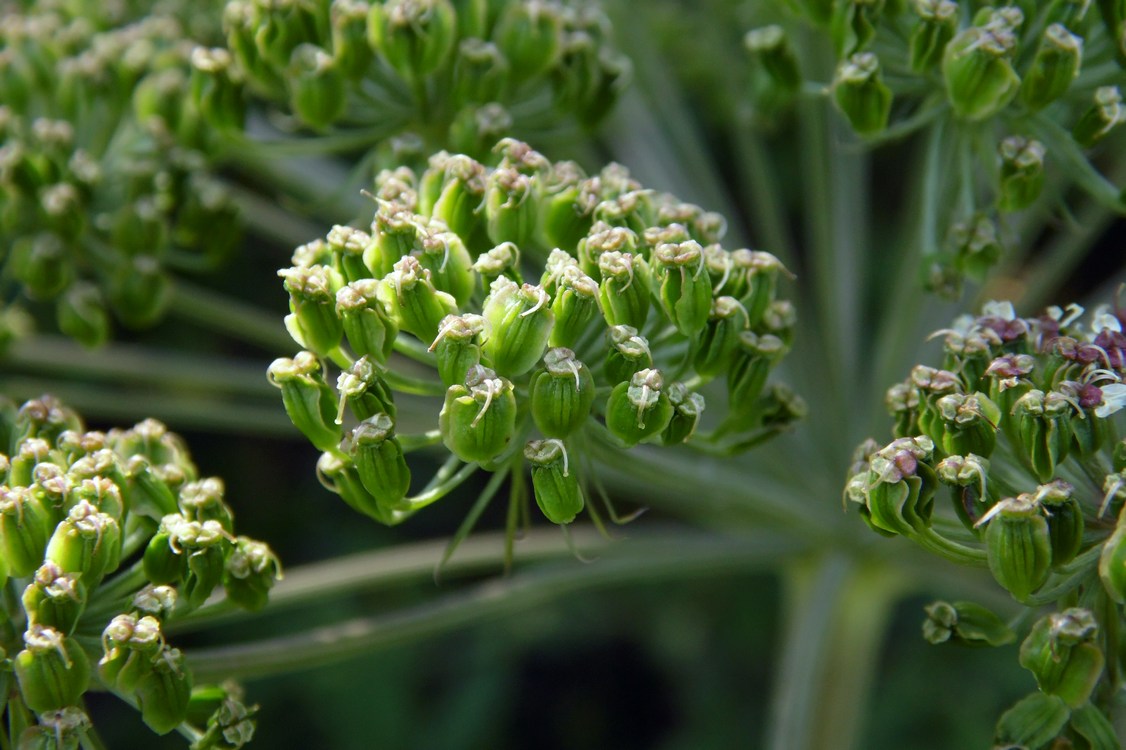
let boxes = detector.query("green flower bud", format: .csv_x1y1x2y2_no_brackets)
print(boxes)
337,356,397,425
336,280,398,364
831,0,884,58
368,0,458,79
1069,703,1120,750
188,685,258,749
448,103,513,157
481,277,554,378
108,255,171,330
368,205,422,278
548,266,600,350
279,264,345,356
996,136,1046,212
935,453,990,531
124,456,180,521
11,233,73,300
15,625,91,713
1098,524,1126,602
942,17,1021,121
832,52,892,136
0,486,55,577
524,439,583,524
578,222,636,277
451,38,509,106
45,499,123,586
178,478,235,531
68,474,125,522
136,647,191,734
908,0,958,72
348,414,411,511
484,166,538,248
439,366,518,463
1072,85,1125,148
412,221,476,306
144,525,185,587
428,314,485,387
1020,24,1083,112
728,331,787,415
540,162,595,251
604,325,653,386
921,600,1015,646
1033,480,1083,568
316,452,393,524
267,352,342,453
326,225,373,285
56,283,109,349
424,154,487,249
982,495,1052,601
1019,608,1103,708
662,383,706,445
9,437,53,489
377,256,458,343
223,537,282,612
861,436,938,536
652,240,712,335
933,391,1001,457
993,692,1070,749
331,0,376,79
598,251,651,329
553,32,630,129
1012,389,1073,482
19,707,91,750
473,242,522,283
605,369,674,447
693,297,748,382
132,585,178,621
736,250,790,328
21,562,86,635
744,26,802,120
493,0,564,84
99,614,163,693
530,348,596,438
950,212,1003,281
190,47,245,135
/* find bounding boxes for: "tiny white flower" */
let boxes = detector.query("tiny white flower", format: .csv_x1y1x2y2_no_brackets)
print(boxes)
981,300,1016,320
1091,304,1123,334
1095,382,1126,418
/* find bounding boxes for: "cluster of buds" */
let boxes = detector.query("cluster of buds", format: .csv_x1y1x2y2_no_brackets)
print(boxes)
0,3,239,346
0,395,277,747
743,1,1126,290
846,296,1126,744
272,138,798,532
203,0,629,158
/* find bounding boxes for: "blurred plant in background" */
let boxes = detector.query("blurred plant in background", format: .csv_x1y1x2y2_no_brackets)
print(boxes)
1,0,1126,748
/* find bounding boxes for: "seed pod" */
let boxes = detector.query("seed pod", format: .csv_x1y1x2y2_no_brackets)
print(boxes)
136,647,192,735
474,242,522,284
695,297,750,378
744,25,802,120
22,562,86,636
728,331,787,415
367,0,458,79
326,225,372,284
493,0,564,85
993,692,1070,749
267,353,342,453
451,38,510,108
367,206,421,278
597,251,651,329
1018,608,1104,708
288,44,346,130
738,250,789,329
942,18,1021,121
1072,85,1125,148
337,356,397,423
18,706,91,750
337,280,399,365
190,47,245,134
908,0,958,72
413,221,476,307
15,625,91,714
10,233,73,301
540,163,594,252
996,137,1046,212
605,369,675,447
349,415,411,510
222,537,282,612
377,256,458,344
921,600,1015,646
862,437,939,536
1033,480,1084,568
278,265,345,356
484,166,538,248
830,0,883,57
481,278,554,378
430,314,486,387
144,521,186,586
604,326,652,386
1019,24,1082,112
45,500,122,586
439,366,518,463
935,453,990,532
983,495,1052,601
549,268,600,349
107,255,171,330
652,241,712,335
1012,389,1073,482
662,383,706,445
447,102,514,157
0,486,55,577
123,456,180,521
525,439,583,524
331,0,375,79
530,348,596,438
99,614,163,693
316,452,393,524
832,52,892,136
934,392,1001,457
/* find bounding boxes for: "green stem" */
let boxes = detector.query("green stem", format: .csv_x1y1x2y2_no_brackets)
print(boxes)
168,280,294,355
398,429,443,452
185,530,806,682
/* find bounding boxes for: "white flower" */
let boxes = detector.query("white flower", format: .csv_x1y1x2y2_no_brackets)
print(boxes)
1091,304,1123,334
981,300,1016,320
1095,382,1126,418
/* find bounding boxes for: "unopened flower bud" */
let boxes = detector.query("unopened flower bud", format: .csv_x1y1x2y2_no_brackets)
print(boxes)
996,136,1046,212
652,241,712,335
662,383,706,445
606,369,674,447
336,280,399,364
862,437,938,536
223,537,282,612
439,366,518,463
1020,24,1083,112
279,265,345,356
348,414,411,511
15,625,91,713
921,599,1014,646
1073,85,1125,148
524,439,583,524
530,348,595,438
267,352,342,452
337,356,397,423
832,52,892,136
377,256,458,343
22,561,86,635
481,277,553,378
908,0,958,72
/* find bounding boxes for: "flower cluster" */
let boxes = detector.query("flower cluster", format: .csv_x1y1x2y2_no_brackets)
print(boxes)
0,2,238,346
272,138,799,534
743,1,1126,292
0,395,277,747
202,0,629,159
846,296,1126,745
